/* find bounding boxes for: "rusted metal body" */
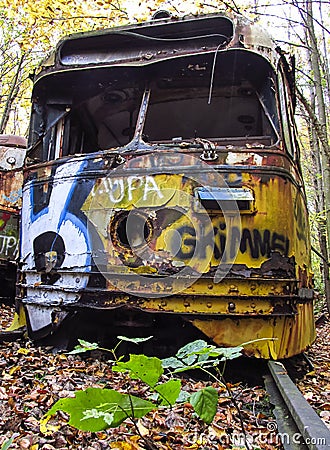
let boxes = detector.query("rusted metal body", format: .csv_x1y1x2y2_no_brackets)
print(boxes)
18,12,315,358
0,135,26,302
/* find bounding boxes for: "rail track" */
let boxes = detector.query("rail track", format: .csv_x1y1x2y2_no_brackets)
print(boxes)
264,360,330,450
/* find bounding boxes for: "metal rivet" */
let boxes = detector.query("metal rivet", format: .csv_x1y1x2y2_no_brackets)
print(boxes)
228,302,236,312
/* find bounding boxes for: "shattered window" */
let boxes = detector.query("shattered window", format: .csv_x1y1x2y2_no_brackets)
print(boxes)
143,52,279,144
144,83,264,141
28,69,144,162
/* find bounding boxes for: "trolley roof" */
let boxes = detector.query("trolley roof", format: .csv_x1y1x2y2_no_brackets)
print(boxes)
34,12,279,84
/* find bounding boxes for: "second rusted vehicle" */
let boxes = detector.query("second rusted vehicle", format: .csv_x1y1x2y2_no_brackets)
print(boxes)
17,11,314,358
0,134,26,303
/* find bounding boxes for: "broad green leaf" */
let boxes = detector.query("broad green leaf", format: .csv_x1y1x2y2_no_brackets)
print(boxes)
177,390,191,403
216,347,243,360
117,336,153,344
190,386,218,424
182,354,197,365
112,354,163,387
116,395,156,421
45,387,155,431
161,356,185,369
162,357,210,373
46,388,123,431
82,409,114,425
67,339,99,354
176,340,208,359
162,341,243,374
190,345,217,356
162,340,211,370
196,352,210,363
172,363,204,373
193,346,243,360
155,379,181,406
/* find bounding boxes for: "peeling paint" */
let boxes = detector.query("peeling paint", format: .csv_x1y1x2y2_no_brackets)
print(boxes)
226,152,264,166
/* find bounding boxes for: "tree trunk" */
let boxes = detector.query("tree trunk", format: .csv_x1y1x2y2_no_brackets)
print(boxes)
309,120,330,313
301,0,330,313
0,54,25,134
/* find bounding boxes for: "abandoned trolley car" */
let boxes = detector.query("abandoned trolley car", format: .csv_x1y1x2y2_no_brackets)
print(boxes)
18,12,315,358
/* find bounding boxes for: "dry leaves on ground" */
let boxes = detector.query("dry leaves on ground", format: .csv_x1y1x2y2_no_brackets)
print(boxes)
298,316,330,429
4,304,328,449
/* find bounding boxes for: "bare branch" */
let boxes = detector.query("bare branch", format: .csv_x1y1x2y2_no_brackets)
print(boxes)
296,87,330,160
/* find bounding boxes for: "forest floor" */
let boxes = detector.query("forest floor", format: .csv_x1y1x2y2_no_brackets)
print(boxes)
0,304,328,450
296,316,330,427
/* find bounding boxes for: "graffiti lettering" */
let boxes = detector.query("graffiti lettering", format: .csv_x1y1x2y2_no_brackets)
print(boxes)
103,178,125,203
294,194,307,243
93,175,164,202
175,226,196,259
0,235,17,257
239,229,289,258
143,176,164,200
21,160,91,286
172,224,290,261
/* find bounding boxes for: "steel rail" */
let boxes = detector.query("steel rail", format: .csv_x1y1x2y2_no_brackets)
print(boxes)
264,361,330,450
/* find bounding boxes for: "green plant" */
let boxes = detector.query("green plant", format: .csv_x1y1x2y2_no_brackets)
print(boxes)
44,337,248,449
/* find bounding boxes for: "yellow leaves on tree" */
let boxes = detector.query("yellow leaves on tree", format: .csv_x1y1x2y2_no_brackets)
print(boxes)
0,0,208,134
0,0,130,53
0,0,131,133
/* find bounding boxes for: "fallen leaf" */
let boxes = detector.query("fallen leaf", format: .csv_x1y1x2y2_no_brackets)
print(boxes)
9,365,21,375
136,419,149,437
40,416,61,435
110,441,141,450
17,348,30,355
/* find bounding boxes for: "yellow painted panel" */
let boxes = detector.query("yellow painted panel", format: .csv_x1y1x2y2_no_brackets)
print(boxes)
193,301,315,359
83,170,311,281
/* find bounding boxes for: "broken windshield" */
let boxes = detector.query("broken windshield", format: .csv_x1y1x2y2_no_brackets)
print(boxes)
28,50,279,162
142,51,279,144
